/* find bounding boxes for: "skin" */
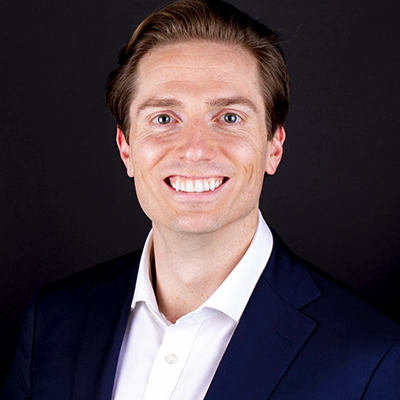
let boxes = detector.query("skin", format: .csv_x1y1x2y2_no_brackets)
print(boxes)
117,40,285,322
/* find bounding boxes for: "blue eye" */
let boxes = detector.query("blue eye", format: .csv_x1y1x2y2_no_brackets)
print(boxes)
223,113,240,123
155,114,171,124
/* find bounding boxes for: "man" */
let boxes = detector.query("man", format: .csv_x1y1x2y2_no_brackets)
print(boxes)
2,0,400,399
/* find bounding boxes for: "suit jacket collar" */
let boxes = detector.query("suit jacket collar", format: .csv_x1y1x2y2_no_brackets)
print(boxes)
204,229,321,399
71,251,141,400
263,229,321,309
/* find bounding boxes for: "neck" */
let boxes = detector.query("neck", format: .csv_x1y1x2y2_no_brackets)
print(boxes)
151,211,258,323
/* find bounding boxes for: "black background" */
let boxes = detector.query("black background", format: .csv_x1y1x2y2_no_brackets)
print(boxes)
1,0,399,388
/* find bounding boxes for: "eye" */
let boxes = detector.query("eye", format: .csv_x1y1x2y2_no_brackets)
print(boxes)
222,113,241,123
153,114,172,125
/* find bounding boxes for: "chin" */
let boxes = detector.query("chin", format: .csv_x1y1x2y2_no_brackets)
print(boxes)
167,213,224,235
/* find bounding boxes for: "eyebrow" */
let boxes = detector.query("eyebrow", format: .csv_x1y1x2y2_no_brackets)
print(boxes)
136,98,184,116
206,96,259,113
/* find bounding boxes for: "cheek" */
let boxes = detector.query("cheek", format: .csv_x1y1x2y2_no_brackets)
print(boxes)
228,137,268,174
131,140,164,172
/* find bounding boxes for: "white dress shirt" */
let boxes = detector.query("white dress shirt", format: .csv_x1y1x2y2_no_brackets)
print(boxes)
112,211,273,400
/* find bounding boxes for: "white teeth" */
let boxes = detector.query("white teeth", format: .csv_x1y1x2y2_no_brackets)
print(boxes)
209,178,216,191
194,180,203,192
186,181,194,192
169,177,224,193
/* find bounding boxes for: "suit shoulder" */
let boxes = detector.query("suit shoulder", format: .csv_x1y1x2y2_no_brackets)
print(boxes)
38,249,142,302
303,259,400,340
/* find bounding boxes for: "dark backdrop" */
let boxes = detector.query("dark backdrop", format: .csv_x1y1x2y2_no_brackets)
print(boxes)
1,0,399,388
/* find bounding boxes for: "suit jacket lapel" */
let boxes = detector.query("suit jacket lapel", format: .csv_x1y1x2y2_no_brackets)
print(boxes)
71,252,140,400
205,232,321,399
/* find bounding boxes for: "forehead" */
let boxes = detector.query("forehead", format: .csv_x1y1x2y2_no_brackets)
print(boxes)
132,40,263,106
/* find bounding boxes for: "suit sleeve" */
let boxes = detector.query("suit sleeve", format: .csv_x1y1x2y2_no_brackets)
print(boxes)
1,290,40,400
362,341,400,399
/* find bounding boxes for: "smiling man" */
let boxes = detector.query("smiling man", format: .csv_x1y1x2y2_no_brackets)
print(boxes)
3,0,400,399
115,39,285,328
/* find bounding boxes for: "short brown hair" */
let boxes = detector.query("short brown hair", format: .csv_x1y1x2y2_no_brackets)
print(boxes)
106,0,289,141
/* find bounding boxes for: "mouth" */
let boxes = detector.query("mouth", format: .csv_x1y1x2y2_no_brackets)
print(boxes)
166,176,228,193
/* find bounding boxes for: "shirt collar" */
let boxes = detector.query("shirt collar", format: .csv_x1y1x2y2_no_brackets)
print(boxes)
201,210,273,321
132,210,273,323
132,233,159,315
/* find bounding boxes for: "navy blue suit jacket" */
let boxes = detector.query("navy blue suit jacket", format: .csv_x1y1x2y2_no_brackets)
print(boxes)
3,231,400,399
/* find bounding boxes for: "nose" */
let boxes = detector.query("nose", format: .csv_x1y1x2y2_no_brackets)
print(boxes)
178,119,215,162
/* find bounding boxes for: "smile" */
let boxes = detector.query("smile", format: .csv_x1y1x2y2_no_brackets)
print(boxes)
167,176,227,193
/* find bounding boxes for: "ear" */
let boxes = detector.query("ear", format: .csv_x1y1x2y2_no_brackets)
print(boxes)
116,127,134,178
265,126,285,175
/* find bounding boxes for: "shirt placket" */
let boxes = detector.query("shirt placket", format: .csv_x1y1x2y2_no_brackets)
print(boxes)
142,317,203,400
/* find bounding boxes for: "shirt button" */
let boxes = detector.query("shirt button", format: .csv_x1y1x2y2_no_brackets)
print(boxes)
164,354,178,364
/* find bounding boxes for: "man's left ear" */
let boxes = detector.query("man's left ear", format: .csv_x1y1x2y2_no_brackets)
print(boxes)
265,126,285,175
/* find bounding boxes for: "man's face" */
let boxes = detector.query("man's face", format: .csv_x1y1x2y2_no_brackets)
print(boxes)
117,40,284,236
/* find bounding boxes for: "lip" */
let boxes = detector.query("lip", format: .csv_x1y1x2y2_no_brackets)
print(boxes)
164,175,229,194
